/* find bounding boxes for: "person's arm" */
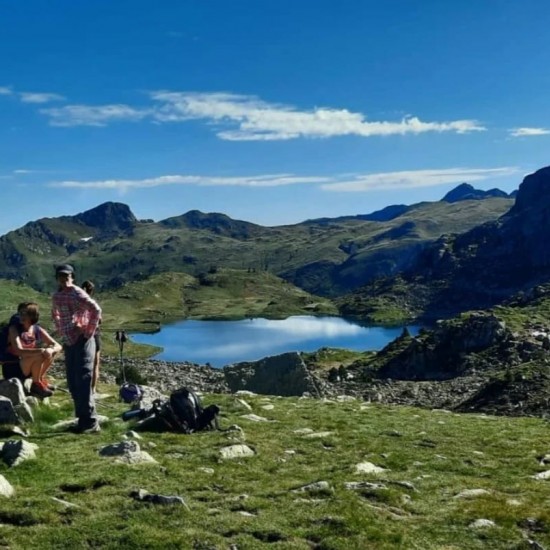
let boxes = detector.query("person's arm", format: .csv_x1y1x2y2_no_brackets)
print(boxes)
74,287,102,339
38,327,62,354
8,325,44,357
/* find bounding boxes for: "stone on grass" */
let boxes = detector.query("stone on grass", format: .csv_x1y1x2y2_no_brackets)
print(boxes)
14,402,34,423
199,467,215,474
0,440,39,467
261,404,274,411
355,462,387,475
52,414,109,431
293,428,313,435
219,444,255,459
469,519,496,529
0,474,14,497
99,441,157,465
303,431,333,439
292,481,332,494
532,470,550,480
235,399,252,411
538,454,550,465
131,489,189,508
336,395,356,402
235,390,256,397
344,481,387,491
0,396,21,425
240,414,270,422
0,379,26,406
125,431,142,440
454,489,491,499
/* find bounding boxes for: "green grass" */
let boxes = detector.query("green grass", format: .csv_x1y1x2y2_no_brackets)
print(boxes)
1,382,549,549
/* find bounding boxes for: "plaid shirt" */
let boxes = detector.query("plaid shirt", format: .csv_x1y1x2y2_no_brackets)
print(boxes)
52,285,102,346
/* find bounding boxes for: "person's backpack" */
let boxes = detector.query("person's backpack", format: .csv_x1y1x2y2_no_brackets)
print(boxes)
119,382,143,404
149,387,220,434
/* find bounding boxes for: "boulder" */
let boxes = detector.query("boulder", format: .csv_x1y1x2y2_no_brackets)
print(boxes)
224,352,323,397
0,396,21,425
0,379,26,406
0,474,14,497
0,440,39,467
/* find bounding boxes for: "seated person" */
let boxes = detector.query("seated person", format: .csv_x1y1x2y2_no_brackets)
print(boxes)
7,303,62,398
1,302,30,381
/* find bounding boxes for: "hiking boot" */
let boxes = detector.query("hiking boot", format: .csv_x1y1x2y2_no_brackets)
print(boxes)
30,381,53,399
41,378,56,391
70,421,100,434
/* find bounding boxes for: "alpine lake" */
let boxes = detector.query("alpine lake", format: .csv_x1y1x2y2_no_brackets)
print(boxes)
131,316,420,368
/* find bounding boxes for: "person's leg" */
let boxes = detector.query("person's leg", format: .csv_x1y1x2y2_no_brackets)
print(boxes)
71,337,97,430
39,351,58,387
21,355,53,397
19,355,42,383
91,351,100,393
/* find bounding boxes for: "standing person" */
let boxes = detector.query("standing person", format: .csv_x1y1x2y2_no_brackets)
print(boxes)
81,280,101,394
8,303,62,397
52,264,102,434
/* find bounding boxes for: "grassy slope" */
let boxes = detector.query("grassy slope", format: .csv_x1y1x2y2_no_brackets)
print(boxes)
1,385,549,549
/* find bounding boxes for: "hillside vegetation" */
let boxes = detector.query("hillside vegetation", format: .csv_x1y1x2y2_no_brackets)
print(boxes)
0,196,513,300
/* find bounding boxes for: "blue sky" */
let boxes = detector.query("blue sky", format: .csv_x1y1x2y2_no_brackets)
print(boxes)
1,0,549,235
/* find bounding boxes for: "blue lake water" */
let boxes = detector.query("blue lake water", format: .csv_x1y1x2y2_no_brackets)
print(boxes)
131,316,420,368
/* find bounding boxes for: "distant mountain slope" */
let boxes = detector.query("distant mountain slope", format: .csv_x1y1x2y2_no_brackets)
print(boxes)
0,190,514,297
338,166,550,320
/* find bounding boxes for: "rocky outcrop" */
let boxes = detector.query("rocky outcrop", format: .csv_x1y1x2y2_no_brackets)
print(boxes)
223,352,325,397
378,313,509,380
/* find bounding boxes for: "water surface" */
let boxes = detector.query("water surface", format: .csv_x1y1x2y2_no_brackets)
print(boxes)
131,316,419,368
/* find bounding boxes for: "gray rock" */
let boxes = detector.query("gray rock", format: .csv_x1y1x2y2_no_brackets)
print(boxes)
0,379,26,406
224,352,323,397
0,396,21,425
355,462,387,475
219,444,255,459
292,481,332,494
14,402,34,423
454,488,491,499
131,489,189,507
469,518,496,529
344,481,387,491
137,385,168,410
0,474,14,497
100,441,141,457
0,440,39,467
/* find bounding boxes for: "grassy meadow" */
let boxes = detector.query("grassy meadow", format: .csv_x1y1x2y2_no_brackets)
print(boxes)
1,382,549,549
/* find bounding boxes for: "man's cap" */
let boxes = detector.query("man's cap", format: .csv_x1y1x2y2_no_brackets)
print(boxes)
55,264,74,276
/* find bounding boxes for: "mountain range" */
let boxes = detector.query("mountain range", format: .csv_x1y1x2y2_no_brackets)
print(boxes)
0,181,517,314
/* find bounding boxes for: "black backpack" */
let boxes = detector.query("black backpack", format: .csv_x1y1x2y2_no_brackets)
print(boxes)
157,387,220,433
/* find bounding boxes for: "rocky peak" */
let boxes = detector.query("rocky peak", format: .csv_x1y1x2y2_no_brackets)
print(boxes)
73,202,137,232
508,165,550,216
442,183,509,203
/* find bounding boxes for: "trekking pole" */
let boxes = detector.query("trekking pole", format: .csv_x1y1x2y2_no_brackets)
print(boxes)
115,330,128,383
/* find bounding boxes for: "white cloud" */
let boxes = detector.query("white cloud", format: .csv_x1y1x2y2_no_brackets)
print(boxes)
48,166,518,193
150,91,486,140
49,173,328,190
509,127,550,137
37,90,486,139
0,86,13,95
39,104,148,127
19,92,65,104
320,167,519,192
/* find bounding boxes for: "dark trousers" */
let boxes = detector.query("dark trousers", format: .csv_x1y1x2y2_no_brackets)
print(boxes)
64,336,97,427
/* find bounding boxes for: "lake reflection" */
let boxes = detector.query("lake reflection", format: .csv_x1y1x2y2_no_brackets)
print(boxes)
131,316,419,368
